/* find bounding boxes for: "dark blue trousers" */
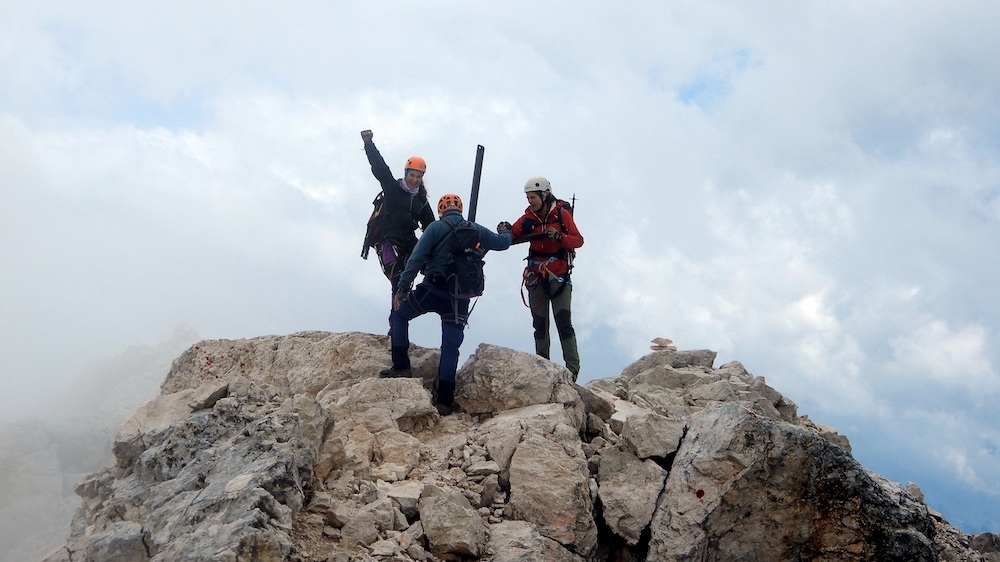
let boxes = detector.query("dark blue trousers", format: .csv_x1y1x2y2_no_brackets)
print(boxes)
389,282,469,384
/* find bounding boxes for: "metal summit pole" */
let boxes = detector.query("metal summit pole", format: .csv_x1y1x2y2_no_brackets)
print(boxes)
468,144,485,222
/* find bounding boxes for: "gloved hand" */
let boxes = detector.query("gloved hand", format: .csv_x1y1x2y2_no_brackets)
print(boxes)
545,227,563,241
393,289,409,310
497,221,512,234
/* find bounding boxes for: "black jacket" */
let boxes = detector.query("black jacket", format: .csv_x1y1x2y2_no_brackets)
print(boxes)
364,139,435,251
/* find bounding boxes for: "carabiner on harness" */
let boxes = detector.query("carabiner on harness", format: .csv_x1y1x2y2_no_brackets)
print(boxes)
536,258,563,284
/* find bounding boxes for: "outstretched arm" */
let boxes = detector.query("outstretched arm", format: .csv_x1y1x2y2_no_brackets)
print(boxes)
361,129,395,186
478,224,512,251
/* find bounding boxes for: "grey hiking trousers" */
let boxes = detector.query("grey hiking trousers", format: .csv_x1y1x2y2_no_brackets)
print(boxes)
527,278,580,378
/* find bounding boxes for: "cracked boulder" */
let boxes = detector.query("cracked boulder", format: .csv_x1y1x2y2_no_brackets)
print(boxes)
50,379,318,562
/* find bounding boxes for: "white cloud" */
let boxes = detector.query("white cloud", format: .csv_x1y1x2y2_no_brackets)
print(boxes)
942,446,991,492
890,320,995,390
897,408,1000,497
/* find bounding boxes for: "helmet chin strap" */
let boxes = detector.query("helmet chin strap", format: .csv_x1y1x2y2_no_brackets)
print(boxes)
532,202,550,220
542,194,555,215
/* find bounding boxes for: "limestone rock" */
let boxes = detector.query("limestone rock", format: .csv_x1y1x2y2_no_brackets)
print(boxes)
373,427,423,481
379,479,424,519
457,343,579,417
650,337,677,351
620,410,685,459
648,403,938,561
418,483,487,557
479,403,579,475
597,447,667,545
82,521,148,562
55,379,317,561
484,520,586,561
160,331,440,399
507,433,597,556
971,533,1000,562
38,331,994,562
619,349,718,383
112,380,228,468
574,382,616,421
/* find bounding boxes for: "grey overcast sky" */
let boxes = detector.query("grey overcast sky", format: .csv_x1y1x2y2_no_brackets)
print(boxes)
1,1,998,533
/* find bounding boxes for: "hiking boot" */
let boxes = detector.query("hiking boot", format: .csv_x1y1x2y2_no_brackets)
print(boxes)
379,367,413,378
435,380,456,416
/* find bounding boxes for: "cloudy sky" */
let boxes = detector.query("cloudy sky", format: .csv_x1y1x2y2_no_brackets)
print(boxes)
2,1,998,533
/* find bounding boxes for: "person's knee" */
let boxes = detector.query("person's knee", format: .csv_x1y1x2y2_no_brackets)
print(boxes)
554,309,575,336
532,313,548,331
442,322,465,350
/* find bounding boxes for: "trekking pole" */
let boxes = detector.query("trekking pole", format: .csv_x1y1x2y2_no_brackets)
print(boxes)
468,145,485,222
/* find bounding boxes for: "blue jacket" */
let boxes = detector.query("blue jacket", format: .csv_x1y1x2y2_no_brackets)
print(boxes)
397,210,512,292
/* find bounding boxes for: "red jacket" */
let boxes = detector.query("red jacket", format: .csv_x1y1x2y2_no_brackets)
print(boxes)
510,200,584,279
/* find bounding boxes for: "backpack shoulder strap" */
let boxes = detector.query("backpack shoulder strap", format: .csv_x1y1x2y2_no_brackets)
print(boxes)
439,216,466,251
556,201,569,233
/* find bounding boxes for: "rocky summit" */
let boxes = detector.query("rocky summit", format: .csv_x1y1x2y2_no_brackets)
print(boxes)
40,331,998,562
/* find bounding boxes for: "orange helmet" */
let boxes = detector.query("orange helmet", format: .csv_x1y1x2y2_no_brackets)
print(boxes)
405,156,427,174
437,193,463,216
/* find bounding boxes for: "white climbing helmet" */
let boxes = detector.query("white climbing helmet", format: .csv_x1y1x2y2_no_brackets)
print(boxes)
523,176,551,194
